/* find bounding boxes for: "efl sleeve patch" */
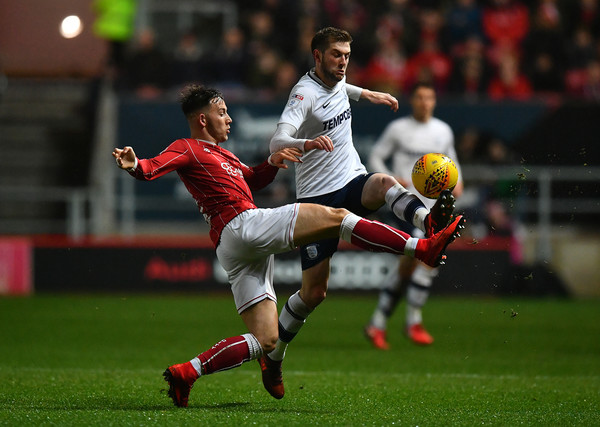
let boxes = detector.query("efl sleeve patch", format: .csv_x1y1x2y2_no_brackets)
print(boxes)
288,93,304,108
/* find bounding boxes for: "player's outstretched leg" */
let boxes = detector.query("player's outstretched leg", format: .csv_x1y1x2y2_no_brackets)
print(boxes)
416,215,465,267
339,212,464,262
424,189,455,237
258,355,284,399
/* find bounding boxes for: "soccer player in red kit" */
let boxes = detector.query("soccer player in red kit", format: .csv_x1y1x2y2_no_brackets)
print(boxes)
113,84,465,407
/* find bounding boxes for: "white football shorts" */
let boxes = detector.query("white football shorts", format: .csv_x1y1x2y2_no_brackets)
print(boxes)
216,203,300,313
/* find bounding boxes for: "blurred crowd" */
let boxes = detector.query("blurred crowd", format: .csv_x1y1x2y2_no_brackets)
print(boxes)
111,0,600,102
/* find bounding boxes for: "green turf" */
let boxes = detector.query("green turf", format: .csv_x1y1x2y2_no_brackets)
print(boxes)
0,293,599,426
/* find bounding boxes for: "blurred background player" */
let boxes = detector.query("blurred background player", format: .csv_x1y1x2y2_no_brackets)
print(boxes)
264,27,456,395
112,84,465,406
364,82,464,348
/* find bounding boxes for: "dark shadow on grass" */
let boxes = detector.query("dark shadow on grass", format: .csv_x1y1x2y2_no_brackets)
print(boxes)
30,400,251,412
31,399,334,415
191,402,336,415
189,402,252,410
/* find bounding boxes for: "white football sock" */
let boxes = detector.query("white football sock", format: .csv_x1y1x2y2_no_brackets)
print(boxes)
385,183,427,231
268,291,313,361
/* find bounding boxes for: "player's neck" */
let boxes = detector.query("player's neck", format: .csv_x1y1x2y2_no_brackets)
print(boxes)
312,68,336,88
194,138,218,146
412,114,431,123
190,130,219,145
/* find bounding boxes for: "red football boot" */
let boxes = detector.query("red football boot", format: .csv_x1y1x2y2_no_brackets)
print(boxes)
258,355,284,399
417,215,465,267
163,362,198,407
424,189,455,237
364,325,390,350
406,323,434,346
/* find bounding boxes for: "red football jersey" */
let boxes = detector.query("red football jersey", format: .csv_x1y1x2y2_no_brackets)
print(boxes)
129,138,278,246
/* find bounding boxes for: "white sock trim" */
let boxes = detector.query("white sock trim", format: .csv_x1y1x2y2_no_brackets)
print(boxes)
242,333,264,360
413,208,428,233
190,357,202,376
340,213,361,243
404,237,418,258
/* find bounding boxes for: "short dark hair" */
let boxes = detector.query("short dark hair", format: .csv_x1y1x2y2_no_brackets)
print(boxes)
410,82,436,97
311,27,352,53
180,84,223,118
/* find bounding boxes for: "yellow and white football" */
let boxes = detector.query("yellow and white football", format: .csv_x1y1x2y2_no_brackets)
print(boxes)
411,153,458,199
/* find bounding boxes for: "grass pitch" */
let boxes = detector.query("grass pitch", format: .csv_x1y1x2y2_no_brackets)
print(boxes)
0,293,598,426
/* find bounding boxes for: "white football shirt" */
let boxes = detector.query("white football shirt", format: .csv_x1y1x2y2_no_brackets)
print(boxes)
369,115,461,208
276,69,365,198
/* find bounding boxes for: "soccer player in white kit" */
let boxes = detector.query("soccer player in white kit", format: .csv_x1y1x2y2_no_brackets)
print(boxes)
263,28,458,398
364,82,465,349
112,84,465,407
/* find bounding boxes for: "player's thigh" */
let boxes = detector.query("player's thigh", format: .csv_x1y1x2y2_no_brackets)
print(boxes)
293,203,348,247
220,206,299,264
217,207,297,314
226,255,278,314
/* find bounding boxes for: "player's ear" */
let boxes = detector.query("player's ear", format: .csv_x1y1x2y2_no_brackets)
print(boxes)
313,49,321,63
197,112,207,127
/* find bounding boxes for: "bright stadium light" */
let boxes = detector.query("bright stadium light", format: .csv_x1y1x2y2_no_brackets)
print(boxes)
60,15,83,39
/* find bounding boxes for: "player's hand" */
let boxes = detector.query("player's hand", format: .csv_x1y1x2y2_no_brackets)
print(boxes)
362,89,399,112
112,146,136,169
304,135,334,152
269,147,303,169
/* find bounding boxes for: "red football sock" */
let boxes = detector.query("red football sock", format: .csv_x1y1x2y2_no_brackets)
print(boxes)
198,336,251,375
344,216,414,255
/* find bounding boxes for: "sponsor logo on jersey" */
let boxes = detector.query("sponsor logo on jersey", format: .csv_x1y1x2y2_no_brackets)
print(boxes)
204,147,211,153
288,93,304,108
323,101,331,108
221,162,242,177
322,107,352,131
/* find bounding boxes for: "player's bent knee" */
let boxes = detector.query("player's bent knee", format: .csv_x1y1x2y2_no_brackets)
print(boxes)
377,173,399,191
324,206,350,222
259,335,278,354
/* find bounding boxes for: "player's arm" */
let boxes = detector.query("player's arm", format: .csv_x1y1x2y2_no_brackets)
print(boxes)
269,123,333,154
243,148,303,191
347,83,398,112
112,142,189,181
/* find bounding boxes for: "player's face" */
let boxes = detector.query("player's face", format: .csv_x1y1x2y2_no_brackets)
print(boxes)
411,87,436,122
315,41,351,87
205,98,232,143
